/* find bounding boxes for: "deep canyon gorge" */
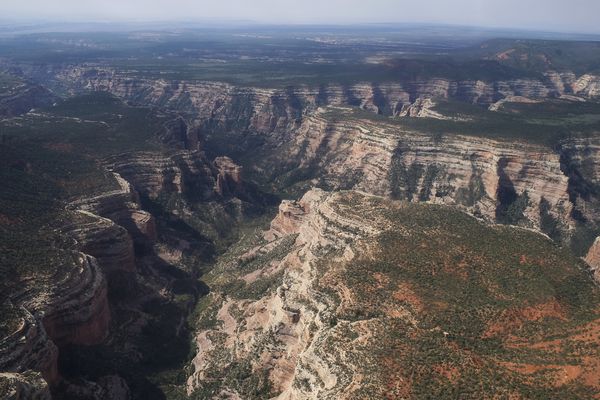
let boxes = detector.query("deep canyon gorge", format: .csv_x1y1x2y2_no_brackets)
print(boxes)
2,28,600,399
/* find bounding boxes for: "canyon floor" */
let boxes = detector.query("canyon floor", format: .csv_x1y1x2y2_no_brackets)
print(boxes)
2,24,600,399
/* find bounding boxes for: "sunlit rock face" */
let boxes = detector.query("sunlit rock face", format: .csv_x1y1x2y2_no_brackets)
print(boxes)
52,66,599,126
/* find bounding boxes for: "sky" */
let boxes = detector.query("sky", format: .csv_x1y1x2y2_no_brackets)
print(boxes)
1,0,599,34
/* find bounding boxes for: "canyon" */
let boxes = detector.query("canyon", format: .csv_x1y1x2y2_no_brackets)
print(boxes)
30,65,600,254
2,30,600,399
187,189,600,398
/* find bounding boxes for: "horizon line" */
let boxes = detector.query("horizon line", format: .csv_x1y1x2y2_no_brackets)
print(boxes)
0,18,599,37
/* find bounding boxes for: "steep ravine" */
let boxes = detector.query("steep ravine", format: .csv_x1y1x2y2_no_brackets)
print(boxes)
229,110,600,255
32,66,600,251
3,63,600,399
1,137,275,399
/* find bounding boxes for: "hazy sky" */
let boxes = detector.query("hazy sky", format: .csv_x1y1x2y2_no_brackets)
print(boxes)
1,0,599,33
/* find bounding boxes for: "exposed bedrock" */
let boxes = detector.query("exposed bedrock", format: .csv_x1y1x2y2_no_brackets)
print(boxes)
39,254,110,348
49,66,600,128
104,151,249,202
214,156,244,197
261,113,591,242
61,213,136,274
585,237,600,281
1,253,110,387
0,307,59,386
189,187,600,398
160,116,202,151
1,172,156,390
188,189,389,398
557,136,600,223
42,68,600,249
69,172,157,245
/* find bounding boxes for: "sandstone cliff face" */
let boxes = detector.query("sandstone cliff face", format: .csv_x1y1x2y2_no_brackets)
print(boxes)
263,111,574,238
214,156,244,197
61,213,136,274
160,116,202,151
33,66,600,246
189,189,600,399
557,136,600,223
69,172,157,245
40,67,600,247
1,253,110,386
0,172,155,390
45,66,600,134
38,254,110,347
104,151,249,202
388,130,572,231
188,189,389,398
0,307,59,385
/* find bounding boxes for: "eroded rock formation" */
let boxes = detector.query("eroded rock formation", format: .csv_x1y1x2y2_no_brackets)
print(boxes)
69,172,157,245
103,151,260,213
1,253,110,387
261,111,576,238
188,189,600,398
188,189,388,398
47,66,600,127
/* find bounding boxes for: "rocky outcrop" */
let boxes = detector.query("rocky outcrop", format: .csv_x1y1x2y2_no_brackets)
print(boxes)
557,136,600,223
214,156,244,197
388,130,572,230
546,71,600,98
188,189,600,398
104,151,247,201
160,116,202,151
62,213,136,274
265,198,311,240
1,253,110,387
69,172,157,244
397,97,449,119
264,111,573,237
43,67,598,245
38,254,110,347
45,66,600,130
0,172,153,390
187,189,388,398
0,307,59,385
585,237,600,281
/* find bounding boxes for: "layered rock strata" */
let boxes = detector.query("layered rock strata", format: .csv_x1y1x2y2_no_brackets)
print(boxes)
1,253,110,386
266,111,573,235
188,189,600,399
104,151,247,201
1,172,152,390
0,307,59,385
69,172,157,244
50,66,600,128
61,213,136,274
188,189,388,398
585,237,600,281
37,254,110,347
